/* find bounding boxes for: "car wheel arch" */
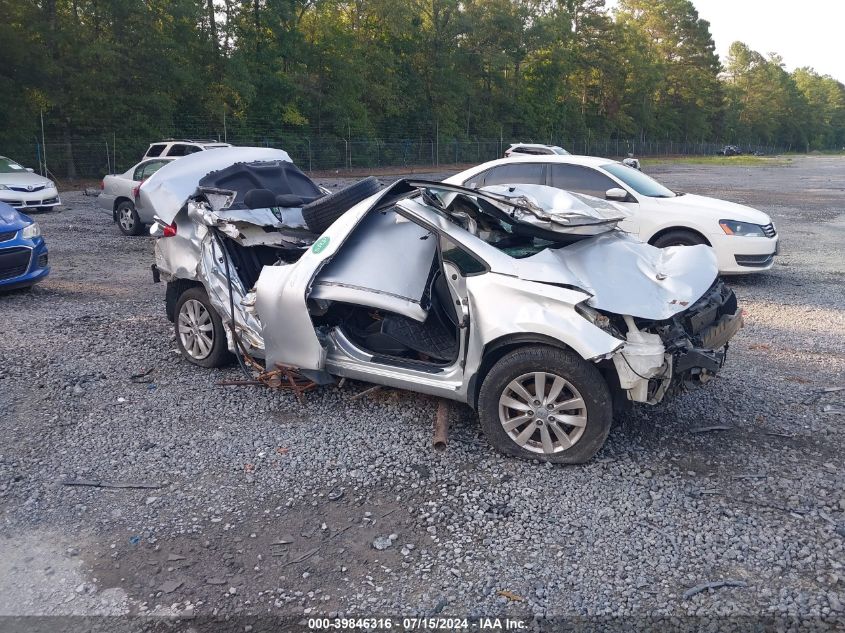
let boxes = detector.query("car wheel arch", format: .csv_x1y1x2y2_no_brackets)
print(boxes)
647,226,711,247
466,333,585,409
166,279,203,322
113,196,133,221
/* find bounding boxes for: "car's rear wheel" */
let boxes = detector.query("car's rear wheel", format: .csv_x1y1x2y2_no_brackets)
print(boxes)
116,200,144,236
174,287,232,368
651,229,707,248
478,345,612,464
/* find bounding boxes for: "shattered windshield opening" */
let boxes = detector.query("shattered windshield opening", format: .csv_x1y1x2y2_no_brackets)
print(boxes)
390,180,624,259
602,163,676,198
434,188,616,259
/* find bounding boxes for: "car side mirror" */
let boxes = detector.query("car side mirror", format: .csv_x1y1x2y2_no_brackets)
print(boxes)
605,187,628,202
26,168,34,173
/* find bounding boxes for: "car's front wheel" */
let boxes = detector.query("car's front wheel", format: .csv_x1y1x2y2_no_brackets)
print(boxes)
116,200,144,236
174,287,232,368
478,345,612,464
651,229,707,248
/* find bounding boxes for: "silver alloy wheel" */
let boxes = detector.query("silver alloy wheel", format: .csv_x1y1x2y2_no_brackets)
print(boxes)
178,298,214,360
118,206,136,232
498,371,588,454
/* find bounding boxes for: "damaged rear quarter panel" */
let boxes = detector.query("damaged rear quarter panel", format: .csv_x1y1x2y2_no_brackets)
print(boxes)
154,207,205,281
155,204,267,354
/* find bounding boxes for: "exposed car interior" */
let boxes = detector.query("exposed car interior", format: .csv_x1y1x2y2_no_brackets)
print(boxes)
309,208,461,365
196,161,327,288
201,160,323,211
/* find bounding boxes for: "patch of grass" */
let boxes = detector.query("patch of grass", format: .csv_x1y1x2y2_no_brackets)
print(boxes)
641,155,793,167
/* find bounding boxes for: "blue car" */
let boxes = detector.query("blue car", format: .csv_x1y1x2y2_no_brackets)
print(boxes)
0,201,49,291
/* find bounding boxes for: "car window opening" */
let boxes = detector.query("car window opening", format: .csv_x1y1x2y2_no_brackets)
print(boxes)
602,163,676,198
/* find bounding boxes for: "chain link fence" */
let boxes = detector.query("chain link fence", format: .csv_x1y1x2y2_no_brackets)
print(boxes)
2,134,784,180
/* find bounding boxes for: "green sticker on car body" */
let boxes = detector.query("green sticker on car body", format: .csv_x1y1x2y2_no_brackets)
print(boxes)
312,236,330,254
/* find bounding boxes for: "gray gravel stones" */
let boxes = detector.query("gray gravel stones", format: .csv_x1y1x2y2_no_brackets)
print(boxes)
0,159,844,626
372,536,393,551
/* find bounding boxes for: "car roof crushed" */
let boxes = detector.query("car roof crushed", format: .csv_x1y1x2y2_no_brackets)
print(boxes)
385,179,625,237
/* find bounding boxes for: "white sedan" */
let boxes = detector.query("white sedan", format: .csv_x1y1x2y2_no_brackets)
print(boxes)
0,156,61,211
99,157,174,235
445,156,779,274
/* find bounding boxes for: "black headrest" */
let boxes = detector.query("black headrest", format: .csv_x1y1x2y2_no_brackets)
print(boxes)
244,188,277,209
275,193,317,208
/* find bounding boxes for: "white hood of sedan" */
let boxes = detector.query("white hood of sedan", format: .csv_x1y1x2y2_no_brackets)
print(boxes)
655,193,771,225
0,171,53,187
137,147,291,223
514,232,718,320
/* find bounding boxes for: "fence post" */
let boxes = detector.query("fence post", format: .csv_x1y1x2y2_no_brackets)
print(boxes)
40,109,47,177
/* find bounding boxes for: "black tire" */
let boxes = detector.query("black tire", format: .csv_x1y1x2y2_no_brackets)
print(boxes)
477,345,612,464
301,177,381,233
174,286,233,368
116,200,144,236
651,229,707,248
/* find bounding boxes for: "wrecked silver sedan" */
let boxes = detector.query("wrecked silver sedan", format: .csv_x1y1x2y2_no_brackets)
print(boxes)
141,148,743,463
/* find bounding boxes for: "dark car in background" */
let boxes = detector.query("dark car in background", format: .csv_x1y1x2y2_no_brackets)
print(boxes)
0,201,50,291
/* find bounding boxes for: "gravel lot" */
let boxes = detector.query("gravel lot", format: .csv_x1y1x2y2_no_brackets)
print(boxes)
0,156,843,629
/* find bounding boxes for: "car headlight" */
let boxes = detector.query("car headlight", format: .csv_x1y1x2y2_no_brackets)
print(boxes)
719,220,765,237
21,222,40,239
46,180,55,189
0,184,9,190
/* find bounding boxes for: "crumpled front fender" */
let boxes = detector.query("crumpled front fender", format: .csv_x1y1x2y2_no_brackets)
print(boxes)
465,273,624,362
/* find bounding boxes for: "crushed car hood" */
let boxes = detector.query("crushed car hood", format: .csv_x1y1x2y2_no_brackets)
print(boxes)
137,147,292,223
514,232,718,320
656,193,771,225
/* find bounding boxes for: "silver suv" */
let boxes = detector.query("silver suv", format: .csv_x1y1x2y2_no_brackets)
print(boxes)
140,148,744,464
143,139,232,160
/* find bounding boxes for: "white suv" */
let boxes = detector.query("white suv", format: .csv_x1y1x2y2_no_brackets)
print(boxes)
143,140,232,160
504,143,570,157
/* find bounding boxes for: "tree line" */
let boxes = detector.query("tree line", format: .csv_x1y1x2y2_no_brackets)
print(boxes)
2,0,844,160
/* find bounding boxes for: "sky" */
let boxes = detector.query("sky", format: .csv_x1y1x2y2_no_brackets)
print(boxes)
607,0,845,82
